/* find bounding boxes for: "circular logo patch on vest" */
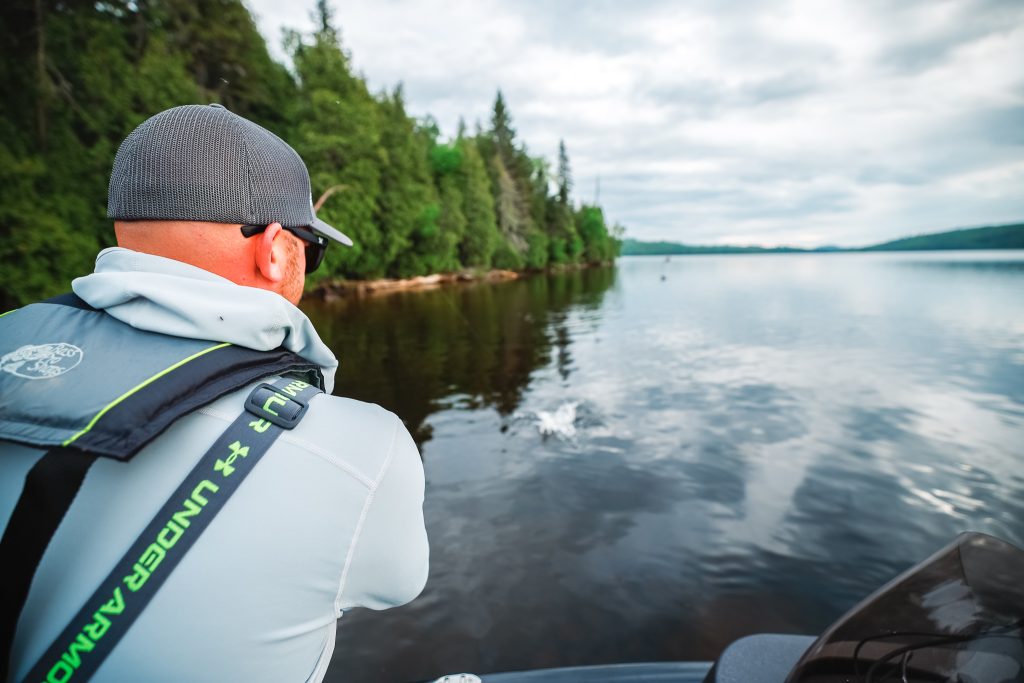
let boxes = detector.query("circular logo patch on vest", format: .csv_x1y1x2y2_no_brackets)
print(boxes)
1,343,84,379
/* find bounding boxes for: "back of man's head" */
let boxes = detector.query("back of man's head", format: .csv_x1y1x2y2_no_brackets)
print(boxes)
107,104,352,304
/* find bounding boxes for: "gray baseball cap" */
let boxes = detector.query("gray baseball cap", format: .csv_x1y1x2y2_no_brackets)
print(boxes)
107,103,352,246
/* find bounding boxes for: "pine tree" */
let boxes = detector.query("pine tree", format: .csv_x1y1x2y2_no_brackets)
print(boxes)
491,89,515,163
0,0,200,307
575,205,620,264
525,159,551,268
485,92,543,268
289,9,385,279
456,134,500,268
160,0,297,134
556,140,572,205
548,139,581,263
378,85,443,277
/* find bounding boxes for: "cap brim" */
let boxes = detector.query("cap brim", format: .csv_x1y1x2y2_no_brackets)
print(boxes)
311,216,354,247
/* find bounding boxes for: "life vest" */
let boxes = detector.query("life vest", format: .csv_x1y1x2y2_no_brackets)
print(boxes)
0,293,324,459
0,293,326,683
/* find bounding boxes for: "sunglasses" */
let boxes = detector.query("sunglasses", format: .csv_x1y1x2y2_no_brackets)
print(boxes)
240,224,328,274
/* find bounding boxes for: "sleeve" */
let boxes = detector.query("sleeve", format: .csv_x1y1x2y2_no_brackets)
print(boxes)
336,416,429,612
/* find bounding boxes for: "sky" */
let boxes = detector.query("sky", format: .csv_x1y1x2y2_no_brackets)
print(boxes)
246,0,1024,247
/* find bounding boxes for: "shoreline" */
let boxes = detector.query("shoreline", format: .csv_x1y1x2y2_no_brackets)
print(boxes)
307,262,606,301
310,269,519,300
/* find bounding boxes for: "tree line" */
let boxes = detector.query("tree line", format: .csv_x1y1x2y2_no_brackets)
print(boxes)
0,0,622,308
620,222,1024,256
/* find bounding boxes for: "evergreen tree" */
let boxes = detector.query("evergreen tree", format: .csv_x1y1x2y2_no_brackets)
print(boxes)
433,171,467,271
160,0,297,134
548,139,581,264
491,154,529,256
289,9,385,280
491,89,515,164
0,0,199,307
422,127,468,271
378,85,444,277
456,133,500,268
556,140,572,204
525,159,551,269
485,91,544,268
576,205,620,264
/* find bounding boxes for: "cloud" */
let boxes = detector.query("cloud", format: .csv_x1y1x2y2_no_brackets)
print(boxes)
246,0,1024,246
875,0,1022,74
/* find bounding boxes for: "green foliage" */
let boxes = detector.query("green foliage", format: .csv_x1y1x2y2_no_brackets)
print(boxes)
159,0,298,133
0,0,202,307
456,136,500,268
492,242,525,271
429,142,463,176
556,140,572,204
291,24,385,280
0,146,98,308
377,86,441,276
576,205,621,264
491,90,515,162
0,0,624,307
525,229,550,269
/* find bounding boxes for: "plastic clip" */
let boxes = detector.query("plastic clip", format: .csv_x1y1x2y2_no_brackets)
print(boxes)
244,383,309,430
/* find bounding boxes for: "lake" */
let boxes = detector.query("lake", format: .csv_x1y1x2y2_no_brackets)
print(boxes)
301,251,1024,682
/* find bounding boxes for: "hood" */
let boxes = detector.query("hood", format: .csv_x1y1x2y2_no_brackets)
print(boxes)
72,248,338,392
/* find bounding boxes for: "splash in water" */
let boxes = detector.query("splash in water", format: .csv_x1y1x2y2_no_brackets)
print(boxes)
535,402,579,439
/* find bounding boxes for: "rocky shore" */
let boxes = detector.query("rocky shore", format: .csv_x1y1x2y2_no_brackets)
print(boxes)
309,269,521,300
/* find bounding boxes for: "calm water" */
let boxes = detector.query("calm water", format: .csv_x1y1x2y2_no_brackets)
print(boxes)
301,251,1024,682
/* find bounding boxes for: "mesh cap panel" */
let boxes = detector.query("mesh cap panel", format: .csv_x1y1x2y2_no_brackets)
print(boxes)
107,104,349,245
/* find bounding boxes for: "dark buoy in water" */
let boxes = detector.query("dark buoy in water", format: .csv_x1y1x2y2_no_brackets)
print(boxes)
660,274,667,281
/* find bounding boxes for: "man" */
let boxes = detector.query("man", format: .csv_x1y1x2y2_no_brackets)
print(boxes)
0,104,429,682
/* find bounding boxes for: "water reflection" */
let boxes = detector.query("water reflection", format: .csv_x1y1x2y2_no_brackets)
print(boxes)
302,252,1024,683
303,266,617,444
879,250,1024,274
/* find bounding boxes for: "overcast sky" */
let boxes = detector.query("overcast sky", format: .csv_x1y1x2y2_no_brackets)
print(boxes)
247,0,1024,246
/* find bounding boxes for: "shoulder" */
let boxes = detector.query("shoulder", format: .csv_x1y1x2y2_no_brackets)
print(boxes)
275,389,416,487
302,393,404,454
193,378,413,488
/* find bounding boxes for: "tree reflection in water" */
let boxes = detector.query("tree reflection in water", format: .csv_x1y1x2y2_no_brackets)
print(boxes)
301,266,617,447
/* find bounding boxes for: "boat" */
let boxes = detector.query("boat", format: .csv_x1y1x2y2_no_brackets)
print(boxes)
432,532,1024,682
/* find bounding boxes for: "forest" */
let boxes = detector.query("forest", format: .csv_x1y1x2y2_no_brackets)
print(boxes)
0,0,622,309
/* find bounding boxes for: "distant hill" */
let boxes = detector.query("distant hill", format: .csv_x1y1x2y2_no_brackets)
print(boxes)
620,240,807,256
621,222,1024,256
861,223,1024,251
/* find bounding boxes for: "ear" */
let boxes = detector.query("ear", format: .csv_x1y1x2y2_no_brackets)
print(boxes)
254,222,286,283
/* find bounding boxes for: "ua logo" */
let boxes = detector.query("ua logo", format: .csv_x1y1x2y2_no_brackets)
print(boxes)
214,440,251,477
0,343,84,379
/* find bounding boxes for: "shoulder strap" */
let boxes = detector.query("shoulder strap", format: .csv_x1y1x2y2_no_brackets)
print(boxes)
0,448,96,683
9,376,322,683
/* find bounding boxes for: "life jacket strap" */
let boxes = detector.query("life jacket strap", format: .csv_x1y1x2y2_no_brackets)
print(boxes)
0,448,97,683
10,376,322,683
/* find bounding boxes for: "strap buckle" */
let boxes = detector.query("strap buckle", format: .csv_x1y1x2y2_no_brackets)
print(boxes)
244,382,310,429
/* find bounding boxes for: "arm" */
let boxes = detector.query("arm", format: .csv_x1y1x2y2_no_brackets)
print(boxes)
335,417,429,612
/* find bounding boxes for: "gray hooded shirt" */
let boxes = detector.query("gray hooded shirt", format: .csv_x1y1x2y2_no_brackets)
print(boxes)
0,248,429,682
